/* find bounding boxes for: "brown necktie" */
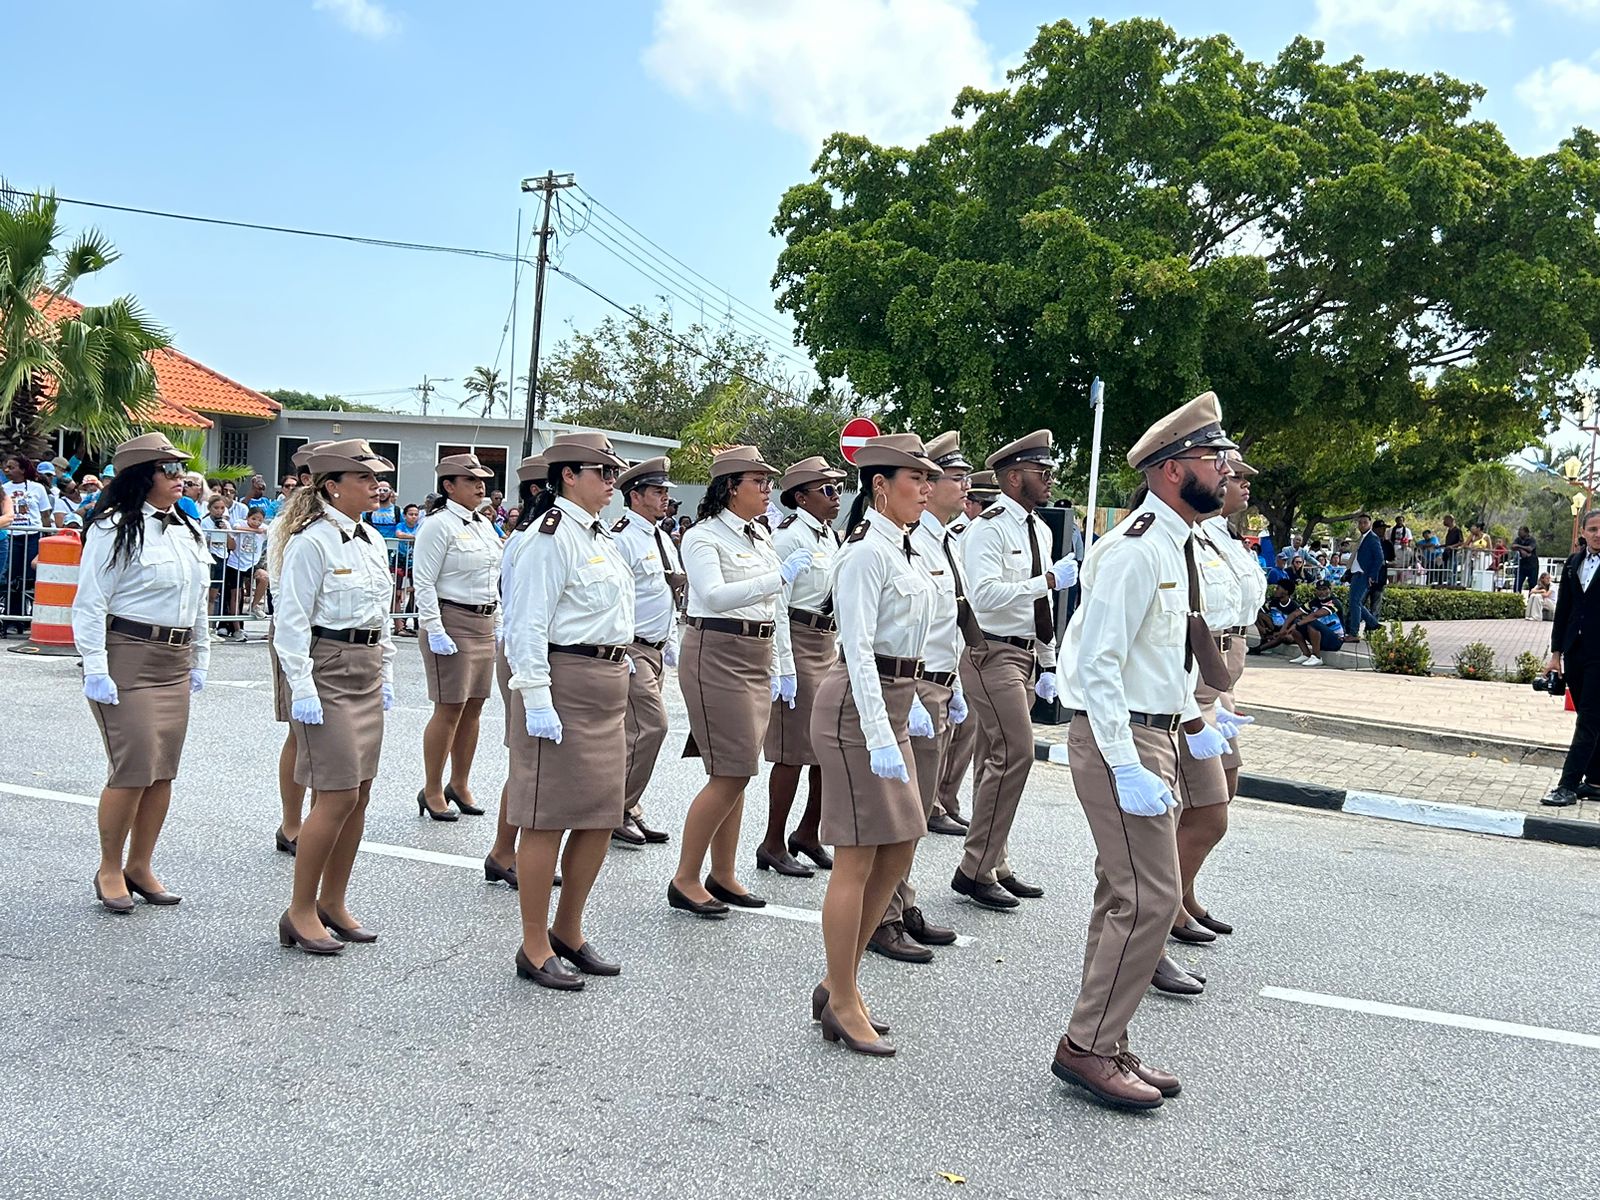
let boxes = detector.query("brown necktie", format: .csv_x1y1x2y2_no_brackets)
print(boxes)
1028,517,1054,644
655,528,687,607
943,533,984,650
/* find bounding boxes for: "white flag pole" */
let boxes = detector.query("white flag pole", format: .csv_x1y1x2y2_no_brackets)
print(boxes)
1083,376,1105,547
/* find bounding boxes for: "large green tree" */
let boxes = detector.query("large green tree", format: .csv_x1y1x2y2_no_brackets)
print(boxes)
771,19,1600,542
0,185,169,458
262,388,384,413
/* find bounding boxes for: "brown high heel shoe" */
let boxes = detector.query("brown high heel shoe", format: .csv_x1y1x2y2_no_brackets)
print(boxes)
820,1001,895,1057
93,875,134,914
317,906,378,943
123,873,182,906
810,983,889,1033
277,912,344,955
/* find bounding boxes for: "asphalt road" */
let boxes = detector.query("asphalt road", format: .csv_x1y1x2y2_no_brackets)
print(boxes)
0,641,1594,1199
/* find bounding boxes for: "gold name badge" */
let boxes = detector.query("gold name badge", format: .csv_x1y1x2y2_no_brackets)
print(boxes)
588,555,606,564
333,568,353,576
1157,581,1177,589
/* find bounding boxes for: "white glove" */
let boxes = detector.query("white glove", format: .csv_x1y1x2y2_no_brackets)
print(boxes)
189,669,205,695
948,688,968,725
1035,671,1058,702
908,696,936,738
1112,762,1176,816
428,631,458,655
870,744,910,782
1214,701,1254,740
1185,723,1229,760
382,682,396,712
525,705,563,743
1048,556,1078,589
84,673,119,705
626,654,636,675
494,624,504,644
770,675,782,703
291,697,324,725
780,546,815,585
663,638,678,668
779,674,797,708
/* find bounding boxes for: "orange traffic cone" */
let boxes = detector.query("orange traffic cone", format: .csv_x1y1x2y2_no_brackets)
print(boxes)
12,530,81,656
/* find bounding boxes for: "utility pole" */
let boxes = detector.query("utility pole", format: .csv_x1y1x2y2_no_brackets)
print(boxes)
414,375,453,417
519,171,576,457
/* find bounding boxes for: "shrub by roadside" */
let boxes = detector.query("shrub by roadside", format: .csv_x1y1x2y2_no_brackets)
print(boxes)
1368,620,1433,675
1508,651,1543,685
1453,641,1496,680
1292,584,1523,621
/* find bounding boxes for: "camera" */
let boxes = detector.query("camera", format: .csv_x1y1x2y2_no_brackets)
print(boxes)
1532,670,1566,698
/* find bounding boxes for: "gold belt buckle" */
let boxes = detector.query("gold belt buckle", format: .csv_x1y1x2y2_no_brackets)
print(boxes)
166,627,185,646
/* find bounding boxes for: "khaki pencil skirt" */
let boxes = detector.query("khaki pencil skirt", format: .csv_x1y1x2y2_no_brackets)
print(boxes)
420,603,496,704
764,618,836,767
506,650,629,830
679,624,773,778
291,637,385,791
89,631,193,789
812,661,925,846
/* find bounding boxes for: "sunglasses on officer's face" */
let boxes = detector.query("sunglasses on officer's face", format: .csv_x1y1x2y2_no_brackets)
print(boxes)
804,484,840,499
158,462,185,478
575,465,622,482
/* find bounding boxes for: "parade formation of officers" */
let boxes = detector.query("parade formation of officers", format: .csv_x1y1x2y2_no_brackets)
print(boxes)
69,389,1266,1113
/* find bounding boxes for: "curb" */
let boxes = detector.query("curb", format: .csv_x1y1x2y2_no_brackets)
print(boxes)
1033,742,1600,850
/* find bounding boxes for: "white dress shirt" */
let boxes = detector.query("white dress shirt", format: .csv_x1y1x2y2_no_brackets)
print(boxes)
1202,515,1268,629
959,492,1057,668
272,502,396,703
1058,493,1204,767
72,504,212,677
910,509,964,675
505,496,636,711
410,498,504,637
1581,552,1600,591
1191,519,1243,634
833,509,937,750
681,506,795,677
613,508,683,645
772,507,839,615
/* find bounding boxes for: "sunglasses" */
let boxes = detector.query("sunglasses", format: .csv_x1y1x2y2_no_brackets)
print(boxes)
804,484,840,499
158,462,186,479
575,465,622,482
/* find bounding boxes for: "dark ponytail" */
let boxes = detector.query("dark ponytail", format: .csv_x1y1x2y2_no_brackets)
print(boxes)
697,475,734,522
519,460,576,530
844,467,889,529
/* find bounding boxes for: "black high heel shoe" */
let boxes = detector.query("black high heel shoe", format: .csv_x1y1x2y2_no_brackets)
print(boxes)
416,789,459,822
274,827,297,856
755,845,814,877
444,783,485,816
820,1002,896,1057
811,983,888,1033
93,875,134,914
788,836,833,870
667,879,728,919
317,906,377,943
123,873,181,906
706,875,766,908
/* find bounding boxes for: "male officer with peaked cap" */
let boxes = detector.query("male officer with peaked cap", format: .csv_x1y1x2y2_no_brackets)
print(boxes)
1049,391,1236,1111
951,429,1078,909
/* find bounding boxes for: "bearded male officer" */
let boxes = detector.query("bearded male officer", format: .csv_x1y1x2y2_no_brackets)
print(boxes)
1049,392,1235,1111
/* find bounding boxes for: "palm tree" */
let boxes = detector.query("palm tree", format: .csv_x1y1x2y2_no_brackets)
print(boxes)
1451,460,1520,526
0,184,169,459
461,365,507,418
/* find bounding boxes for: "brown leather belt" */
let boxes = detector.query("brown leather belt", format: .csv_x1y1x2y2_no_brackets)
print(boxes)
980,630,1034,651
441,597,498,616
789,606,837,633
1212,632,1234,652
108,616,192,646
1065,708,1182,733
1226,625,1249,636
687,616,775,640
313,625,382,646
845,654,924,680
634,636,667,651
550,643,630,663
920,669,958,689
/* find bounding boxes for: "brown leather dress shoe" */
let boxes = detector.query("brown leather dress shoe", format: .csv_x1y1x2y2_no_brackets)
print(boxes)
1118,1051,1181,1097
903,906,957,946
820,1002,896,1057
1192,910,1233,936
1051,1038,1164,1110
93,875,134,914
927,812,966,836
997,874,1044,899
548,929,621,976
610,820,646,847
810,983,889,1033
515,947,584,991
951,868,1019,910
1151,955,1204,995
277,912,344,956
755,845,814,877
124,874,182,906
631,814,670,843
317,906,378,943
1170,916,1217,943
867,921,934,963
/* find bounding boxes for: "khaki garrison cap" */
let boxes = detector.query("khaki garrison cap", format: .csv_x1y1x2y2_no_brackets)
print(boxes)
1126,391,1237,471
618,456,674,490
854,433,942,475
984,429,1056,471
778,455,846,492
924,431,973,472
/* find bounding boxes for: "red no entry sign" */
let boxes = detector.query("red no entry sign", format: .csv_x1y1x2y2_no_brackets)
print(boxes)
838,417,880,464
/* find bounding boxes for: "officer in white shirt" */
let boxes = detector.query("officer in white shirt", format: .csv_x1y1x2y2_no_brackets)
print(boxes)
952,430,1077,910
1049,392,1235,1111
609,456,686,848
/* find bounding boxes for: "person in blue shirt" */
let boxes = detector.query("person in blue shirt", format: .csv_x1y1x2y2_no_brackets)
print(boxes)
176,472,205,519
1299,579,1346,660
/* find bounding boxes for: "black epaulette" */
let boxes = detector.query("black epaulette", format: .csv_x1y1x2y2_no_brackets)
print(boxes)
949,522,967,536
756,513,772,531
845,520,870,543
777,514,798,529
978,506,1004,520
611,516,629,533
538,508,563,535
1126,512,1155,538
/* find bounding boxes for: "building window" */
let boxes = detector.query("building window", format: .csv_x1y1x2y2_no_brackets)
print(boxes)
369,441,401,479
276,436,308,483
221,428,250,468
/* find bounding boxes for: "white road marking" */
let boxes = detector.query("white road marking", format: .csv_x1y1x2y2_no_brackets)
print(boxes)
1261,987,1600,1050
1341,791,1525,838
207,679,267,690
0,782,976,946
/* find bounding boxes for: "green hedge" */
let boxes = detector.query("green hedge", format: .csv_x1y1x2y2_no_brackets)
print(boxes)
1289,583,1525,621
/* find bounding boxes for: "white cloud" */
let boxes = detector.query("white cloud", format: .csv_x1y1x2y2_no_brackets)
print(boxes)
1545,0,1600,14
1312,0,1513,38
314,0,398,40
642,0,998,148
1517,54,1600,129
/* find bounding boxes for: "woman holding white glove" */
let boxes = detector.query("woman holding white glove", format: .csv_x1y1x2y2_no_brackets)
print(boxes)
270,440,398,956
669,446,795,918
502,433,635,991
72,434,212,914
411,452,504,822
810,434,940,1057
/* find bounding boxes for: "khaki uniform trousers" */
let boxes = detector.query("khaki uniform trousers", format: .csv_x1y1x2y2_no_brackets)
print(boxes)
958,640,1035,883
932,649,979,821
1065,715,1183,1057
622,641,669,821
883,678,954,927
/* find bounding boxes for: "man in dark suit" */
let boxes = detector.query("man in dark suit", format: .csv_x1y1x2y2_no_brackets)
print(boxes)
1344,513,1385,641
1541,510,1600,807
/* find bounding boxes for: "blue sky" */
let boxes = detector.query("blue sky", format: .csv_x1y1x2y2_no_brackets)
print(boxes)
8,0,1599,424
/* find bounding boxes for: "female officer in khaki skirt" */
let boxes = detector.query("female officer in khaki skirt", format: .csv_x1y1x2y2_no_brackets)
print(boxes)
270,439,398,955
811,434,939,1057
270,440,329,857
503,433,634,990
412,452,504,822
668,446,812,918
73,433,213,912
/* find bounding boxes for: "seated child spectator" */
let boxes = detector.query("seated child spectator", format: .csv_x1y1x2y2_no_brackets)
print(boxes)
199,495,232,637
1252,579,1323,665
224,507,271,634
